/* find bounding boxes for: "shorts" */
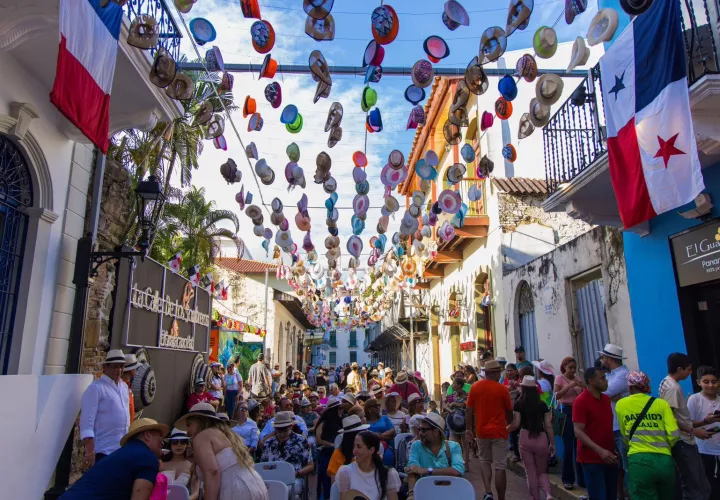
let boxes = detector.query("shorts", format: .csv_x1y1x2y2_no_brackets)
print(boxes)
477,438,507,470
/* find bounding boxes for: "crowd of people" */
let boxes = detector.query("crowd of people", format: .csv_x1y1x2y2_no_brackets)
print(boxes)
63,344,720,500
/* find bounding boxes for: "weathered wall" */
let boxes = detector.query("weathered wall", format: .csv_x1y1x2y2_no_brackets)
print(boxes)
503,226,637,371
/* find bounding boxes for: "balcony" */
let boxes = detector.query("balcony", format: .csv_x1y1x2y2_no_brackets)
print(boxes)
0,0,184,142
542,0,720,230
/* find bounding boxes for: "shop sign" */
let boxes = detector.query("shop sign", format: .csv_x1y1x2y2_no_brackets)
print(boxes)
460,341,476,351
671,220,720,287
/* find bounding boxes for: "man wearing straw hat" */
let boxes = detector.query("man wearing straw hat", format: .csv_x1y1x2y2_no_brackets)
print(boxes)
260,411,314,498
79,349,131,468
60,418,168,499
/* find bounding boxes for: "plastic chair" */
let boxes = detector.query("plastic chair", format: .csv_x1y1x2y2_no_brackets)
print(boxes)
329,481,341,500
394,433,413,471
254,462,296,499
265,480,290,500
167,484,190,500
412,476,475,500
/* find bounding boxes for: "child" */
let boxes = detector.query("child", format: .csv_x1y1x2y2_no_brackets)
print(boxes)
428,400,439,415
687,365,720,499
440,382,450,413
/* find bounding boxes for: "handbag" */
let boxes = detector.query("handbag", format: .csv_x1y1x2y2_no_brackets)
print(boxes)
550,393,566,436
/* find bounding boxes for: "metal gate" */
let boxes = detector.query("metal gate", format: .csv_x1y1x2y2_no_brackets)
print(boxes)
518,282,540,362
0,135,32,374
576,279,610,369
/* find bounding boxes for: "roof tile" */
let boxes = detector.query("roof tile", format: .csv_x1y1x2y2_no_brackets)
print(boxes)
492,177,548,195
215,257,277,274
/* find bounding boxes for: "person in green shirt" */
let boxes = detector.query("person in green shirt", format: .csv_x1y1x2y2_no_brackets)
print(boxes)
615,370,680,500
514,346,532,371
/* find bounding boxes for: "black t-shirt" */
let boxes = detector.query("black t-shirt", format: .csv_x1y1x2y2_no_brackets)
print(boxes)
513,399,549,437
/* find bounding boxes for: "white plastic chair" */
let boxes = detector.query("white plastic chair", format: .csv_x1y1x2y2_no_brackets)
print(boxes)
265,480,290,500
167,484,190,500
254,462,297,499
412,476,475,500
394,432,413,471
329,481,341,500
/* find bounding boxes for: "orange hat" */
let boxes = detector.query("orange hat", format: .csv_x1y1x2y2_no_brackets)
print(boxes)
243,96,256,118
251,20,275,54
495,97,513,120
371,5,400,45
260,54,278,79
502,144,517,162
353,151,368,167
240,0,262,19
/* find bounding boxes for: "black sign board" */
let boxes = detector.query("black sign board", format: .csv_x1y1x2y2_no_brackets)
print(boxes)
671,219,720,287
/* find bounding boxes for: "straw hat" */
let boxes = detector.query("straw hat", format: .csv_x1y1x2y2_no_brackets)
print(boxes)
587,8,619,46
567,36,591,72
479,26,507,64
529,98,552,128
103,349,126,365
175,402,223,431
533,26,558,59
520,375,537,388
394,371,409,384
411,60,434,89
536,74,564,106
419,412,446,432
120,418,169,446
531,359,556,375
124,354,141,372
338,414,370,434
273,411,296,428
484,360,502,372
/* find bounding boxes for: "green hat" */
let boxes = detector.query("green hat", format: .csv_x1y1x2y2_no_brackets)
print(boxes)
361,86,377,112
286,142,300,162
286,113,304,134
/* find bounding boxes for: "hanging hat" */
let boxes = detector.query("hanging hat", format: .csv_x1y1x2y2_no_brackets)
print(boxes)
449,103,468,125
218,72,234,95
505,0,534,36
128,15,160,50
205,46,224,72
324,176,338,193
587,8,619,46
405,85,426,106
352,215,366,234
381,164,407,188
465,57,489,95
411,191,426,207
479,27,507,64
149,47,176,88
371,5,400,45
567,36,591,72
213,135,227,150
438,221,456,242
443,120,462,145
411,60,434,89
443,1,470,30
327,125,342,147
259,53,278,79
388,150,405,169
174,0,194,14
438,189,462,214
353,167,367,184
347,235,363,258
450,80,470,112
325,102,343,132
353,151,368,168
255,159,272,178
189,17,216,46
515,53,538,82
247,113,263,132
536,73,564,106
447,163,466,184
361,86,378,112
165,73,194,101
367,108,383,132
193,100,213,126
518,113,535,139
529,97,551,128
384,195,400,213
206,115,225,139
415,159,437,181
251,20,275,54
461,143,475,163
478,155,494,177
495,97,513,120
309,50,332,103
237,0,261,17
245,142,259,160
377,215,390,234
353,194,370,216
304,0,335,19
468,183,482,202
565,0,588,24
356,179,370,195
363,40,385,67
280,105,299,125
306,14,335,41
480,110,495,131
502,144,517,162
365,65,383,84
498,75,518,101
424,36,451,63
243,96,256,118
407,105,426,130
425,150,439,167
533,26,557,59
286,114,304,134
264,82,282,108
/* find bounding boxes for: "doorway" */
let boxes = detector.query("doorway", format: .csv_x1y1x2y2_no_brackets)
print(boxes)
680,280,720,370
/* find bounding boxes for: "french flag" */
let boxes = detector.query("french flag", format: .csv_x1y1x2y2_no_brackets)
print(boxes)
50,0,123,154
600,0,704,229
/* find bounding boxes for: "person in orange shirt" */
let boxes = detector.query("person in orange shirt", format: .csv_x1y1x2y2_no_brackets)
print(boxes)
465,359,513,500
122,354,140,423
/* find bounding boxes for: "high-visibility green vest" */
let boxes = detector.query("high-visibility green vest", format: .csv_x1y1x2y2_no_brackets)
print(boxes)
616,394,680,456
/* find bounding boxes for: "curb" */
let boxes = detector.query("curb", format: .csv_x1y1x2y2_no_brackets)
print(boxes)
507,459,588,500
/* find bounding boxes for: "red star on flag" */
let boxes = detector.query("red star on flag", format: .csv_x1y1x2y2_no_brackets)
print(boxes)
654,133,686,168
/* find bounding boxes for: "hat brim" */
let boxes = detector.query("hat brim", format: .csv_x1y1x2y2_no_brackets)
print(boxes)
174,410,223,431
121,423,169,447
598,349,626,359
124,362,141,372
338,423,370,434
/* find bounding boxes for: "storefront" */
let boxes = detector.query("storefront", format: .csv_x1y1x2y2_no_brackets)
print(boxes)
209,313,265,380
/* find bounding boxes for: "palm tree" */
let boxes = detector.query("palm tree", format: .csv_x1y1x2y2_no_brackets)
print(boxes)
151,186,243,271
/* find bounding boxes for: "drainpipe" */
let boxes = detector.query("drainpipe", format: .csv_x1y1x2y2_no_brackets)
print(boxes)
263,267,269,359
409,293,415,371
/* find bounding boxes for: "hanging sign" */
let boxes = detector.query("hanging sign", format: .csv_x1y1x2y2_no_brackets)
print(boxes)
671,219,720,287
460,341,476,351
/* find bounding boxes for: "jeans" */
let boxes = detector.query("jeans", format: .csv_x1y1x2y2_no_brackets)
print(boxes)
509,429,520,458
672,440,711,500
225,389,239,420
700,453,720,500
627,453,675,500
316,447,333,500
582,462,618,500
519,429,552,500
613,430,628,491
560,404,584,486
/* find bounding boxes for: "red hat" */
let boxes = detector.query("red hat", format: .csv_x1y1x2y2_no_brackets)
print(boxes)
240,0,261,19
260,54,278,79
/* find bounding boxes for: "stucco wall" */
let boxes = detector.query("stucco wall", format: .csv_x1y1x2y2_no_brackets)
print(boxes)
504,226,636,371
318,327,372,367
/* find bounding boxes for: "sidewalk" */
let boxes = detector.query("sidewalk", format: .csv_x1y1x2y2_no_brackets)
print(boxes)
507,458,589,500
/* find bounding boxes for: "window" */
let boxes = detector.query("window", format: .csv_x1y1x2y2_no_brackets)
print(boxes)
517,281,540,362
348,330,357,348
329,352,336,364
349,351,357,363
329,331,337,347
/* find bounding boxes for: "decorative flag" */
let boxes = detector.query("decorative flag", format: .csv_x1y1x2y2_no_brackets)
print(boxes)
168,252,182,274
213,279,224,298
200,272,214,292
187,265,201,286
600,0,704,229
221,283,230,301
50,0,123,154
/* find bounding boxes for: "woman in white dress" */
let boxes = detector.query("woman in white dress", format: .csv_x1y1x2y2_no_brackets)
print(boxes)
160,428,193,487
336,431,400,500
176,402,268,500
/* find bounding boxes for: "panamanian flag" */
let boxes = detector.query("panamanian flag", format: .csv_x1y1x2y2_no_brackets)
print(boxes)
50,0,123,154
600,0,704,229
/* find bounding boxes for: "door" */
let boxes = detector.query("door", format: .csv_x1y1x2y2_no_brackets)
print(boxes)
575,279,610,370
686,282,720,370
518,281,540,362
432,329,441,401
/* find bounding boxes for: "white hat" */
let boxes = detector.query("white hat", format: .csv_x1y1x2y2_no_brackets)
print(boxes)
531,359,556,376
587,8,619,47
103,349,126,365
168,428,190,441
124,354,141,372
536,74,564,106
529,98,551,128
338,415,370,434
341,393,356,406
598,343,626,359
407,393,423,404
418,412,445,432
174,402,222,431
520,375,537,388
567,36,591,72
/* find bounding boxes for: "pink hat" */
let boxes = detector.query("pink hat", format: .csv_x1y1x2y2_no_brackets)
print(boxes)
414,371,424,382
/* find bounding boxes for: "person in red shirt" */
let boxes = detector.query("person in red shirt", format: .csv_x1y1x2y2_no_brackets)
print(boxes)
186,378,216,410
572,367,619,500
387,371,422,404
465,360,513,500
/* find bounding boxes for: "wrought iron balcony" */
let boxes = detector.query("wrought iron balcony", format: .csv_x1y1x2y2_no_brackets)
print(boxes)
682,0,719,85
124,0,183,61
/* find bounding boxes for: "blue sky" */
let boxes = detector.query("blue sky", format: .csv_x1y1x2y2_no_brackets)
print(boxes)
172,0,599,264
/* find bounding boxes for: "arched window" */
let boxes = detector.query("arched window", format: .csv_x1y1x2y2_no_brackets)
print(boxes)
517,281,540,363
0,134,32,374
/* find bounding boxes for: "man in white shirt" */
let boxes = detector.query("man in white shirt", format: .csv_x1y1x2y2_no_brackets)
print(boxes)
249,352,271,398
346,362,363,393
80,349,131,468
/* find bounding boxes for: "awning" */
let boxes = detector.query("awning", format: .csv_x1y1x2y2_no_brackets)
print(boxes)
273,290,314,329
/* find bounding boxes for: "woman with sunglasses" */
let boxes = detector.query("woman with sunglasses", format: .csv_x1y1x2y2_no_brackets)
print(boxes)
160,428,193,487
231,399,260,455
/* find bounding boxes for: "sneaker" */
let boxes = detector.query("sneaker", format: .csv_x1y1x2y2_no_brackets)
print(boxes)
483,493,494,500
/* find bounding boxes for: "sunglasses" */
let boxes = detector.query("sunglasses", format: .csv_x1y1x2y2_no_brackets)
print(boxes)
237,407,248,412
418,427,435,434
170,440,188,445
276,427,292,434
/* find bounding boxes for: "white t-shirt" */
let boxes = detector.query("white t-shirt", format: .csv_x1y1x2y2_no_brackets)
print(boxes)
336,462,401,500
687,392,720,455
387,410,407,435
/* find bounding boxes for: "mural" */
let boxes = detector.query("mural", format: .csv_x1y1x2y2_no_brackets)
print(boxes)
209,327,263,380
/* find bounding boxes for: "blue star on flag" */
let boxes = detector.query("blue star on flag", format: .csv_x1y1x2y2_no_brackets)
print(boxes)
609,71,626,101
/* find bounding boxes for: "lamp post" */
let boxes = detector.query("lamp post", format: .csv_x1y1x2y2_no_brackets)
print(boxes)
44,175,165,500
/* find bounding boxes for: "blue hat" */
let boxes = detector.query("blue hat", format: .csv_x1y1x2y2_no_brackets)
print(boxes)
367,108,383,132
461,143,475,163
365,65,382,84
189,18,217,46
280,105,299,124
404,85,426,105
498,75,518,101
